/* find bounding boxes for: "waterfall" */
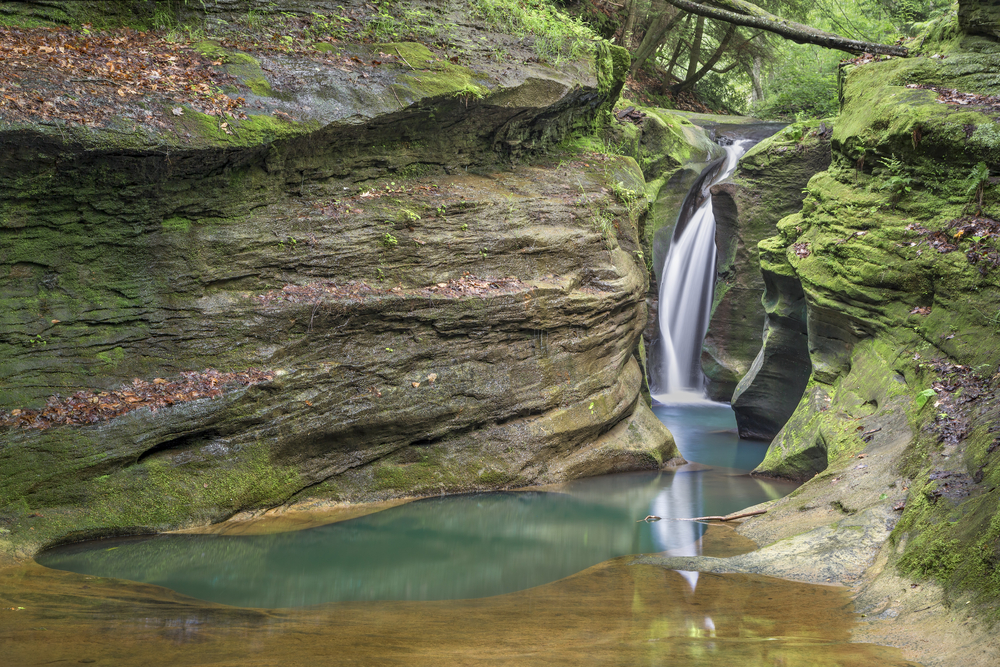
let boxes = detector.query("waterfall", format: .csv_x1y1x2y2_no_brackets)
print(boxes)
652,140,752,404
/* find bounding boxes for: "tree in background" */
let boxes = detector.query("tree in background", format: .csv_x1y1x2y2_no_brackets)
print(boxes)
579,0,950,116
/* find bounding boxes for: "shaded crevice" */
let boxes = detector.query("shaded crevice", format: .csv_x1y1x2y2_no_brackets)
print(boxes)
136,429,221,464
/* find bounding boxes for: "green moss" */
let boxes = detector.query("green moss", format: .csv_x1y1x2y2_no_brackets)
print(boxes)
596,42,629,99
161,216,192,233
245,77,274,97
85,439,300,529
377,43,490,102
96,346,125,368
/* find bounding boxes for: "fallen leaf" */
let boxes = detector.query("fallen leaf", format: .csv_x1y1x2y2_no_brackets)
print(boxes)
411,381,420,388
172,106,183,116
426,373,437,383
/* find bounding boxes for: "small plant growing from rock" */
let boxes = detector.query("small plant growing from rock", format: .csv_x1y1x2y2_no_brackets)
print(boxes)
878,155,913,208
382,232,398,248
964,161,991,215
854,139,869,182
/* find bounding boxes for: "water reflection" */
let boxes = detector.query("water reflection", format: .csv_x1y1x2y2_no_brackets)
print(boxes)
649,400,782,592
12,403,922,665
1,558,920,666
37,403,796,608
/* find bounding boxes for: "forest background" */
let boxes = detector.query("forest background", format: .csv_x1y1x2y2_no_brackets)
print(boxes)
572,0,951,117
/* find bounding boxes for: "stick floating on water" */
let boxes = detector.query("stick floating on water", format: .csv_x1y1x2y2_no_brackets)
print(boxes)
636,509,767,523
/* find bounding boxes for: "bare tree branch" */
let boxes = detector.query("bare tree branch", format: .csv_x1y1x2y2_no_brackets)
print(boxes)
662,0,909,57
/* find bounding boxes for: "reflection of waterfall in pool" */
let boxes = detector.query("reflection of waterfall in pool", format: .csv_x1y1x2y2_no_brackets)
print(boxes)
652,140,753,404
650,468,703,591
646,402,773,593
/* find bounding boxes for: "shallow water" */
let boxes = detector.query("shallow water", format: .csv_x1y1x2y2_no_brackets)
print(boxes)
9,403,921,665
38,403,793,607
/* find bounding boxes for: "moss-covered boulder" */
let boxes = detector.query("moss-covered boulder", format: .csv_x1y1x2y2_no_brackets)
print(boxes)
959,0,1000,39
738,40,1000,649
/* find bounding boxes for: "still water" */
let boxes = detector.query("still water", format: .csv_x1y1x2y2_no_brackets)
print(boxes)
9,402,921,665
37,403,794,608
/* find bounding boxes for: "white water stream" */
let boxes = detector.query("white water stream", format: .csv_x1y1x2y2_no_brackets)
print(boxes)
652,140,752,404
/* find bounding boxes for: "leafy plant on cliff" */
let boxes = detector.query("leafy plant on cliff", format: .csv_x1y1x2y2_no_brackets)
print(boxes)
467,0,596,63
878,154,914,207
964,161,991,216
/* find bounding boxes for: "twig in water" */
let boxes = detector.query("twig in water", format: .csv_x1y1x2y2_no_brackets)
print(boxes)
676,509,767,522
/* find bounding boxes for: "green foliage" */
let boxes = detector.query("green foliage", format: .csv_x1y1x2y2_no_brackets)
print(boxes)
915,387,937,408
381,232,398,248
878,154,914,207
753,44,840,121
748,1,945,120
965,161,991,215
467,0,597,63
697,70,751,116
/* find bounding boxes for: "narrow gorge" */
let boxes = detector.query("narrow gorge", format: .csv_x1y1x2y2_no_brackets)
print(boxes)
1,1,1000,665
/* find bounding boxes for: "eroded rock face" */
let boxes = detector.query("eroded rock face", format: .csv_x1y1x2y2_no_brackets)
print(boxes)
711,121,831,425
959,0,1000,39
0,9,681,557
739,40,1000,656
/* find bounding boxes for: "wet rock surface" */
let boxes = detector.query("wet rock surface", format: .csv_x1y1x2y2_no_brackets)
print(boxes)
706,120,830,405
0,2,685,558
684,37,1000,667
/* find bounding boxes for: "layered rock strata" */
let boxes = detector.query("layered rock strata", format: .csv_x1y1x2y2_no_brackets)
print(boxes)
0,3,682,557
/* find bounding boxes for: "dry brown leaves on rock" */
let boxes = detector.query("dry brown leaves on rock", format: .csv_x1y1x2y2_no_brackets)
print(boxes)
254,274,526,307
911,216,1000,270
793,242,811,258
255,280,388,306
0,368,273,431
921,358,997,448
0,25,246,127
905,83,1000,111
844,53,893,66
416,274,525,298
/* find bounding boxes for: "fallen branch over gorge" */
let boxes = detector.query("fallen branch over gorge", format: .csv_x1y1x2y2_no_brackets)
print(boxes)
662,0,909,57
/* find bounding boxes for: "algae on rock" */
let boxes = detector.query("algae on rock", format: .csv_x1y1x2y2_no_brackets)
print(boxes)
0,3,680,560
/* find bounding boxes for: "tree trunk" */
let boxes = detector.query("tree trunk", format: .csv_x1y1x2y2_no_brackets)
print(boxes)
674,23,735,93
751,53,763,102
660,0,909,56
685,15,706,81
664,17,691,82
629,1,684,73
620,0,644,50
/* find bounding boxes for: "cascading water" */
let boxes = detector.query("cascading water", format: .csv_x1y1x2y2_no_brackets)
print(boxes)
652,140,753,403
